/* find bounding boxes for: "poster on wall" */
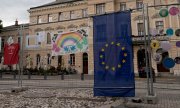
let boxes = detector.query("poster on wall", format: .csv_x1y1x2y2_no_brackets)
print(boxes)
52,28,88,56
36,31,45,44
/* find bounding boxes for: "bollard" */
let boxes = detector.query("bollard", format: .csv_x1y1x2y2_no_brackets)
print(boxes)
81,73,84,80
61,74,64,80
13,71,16,80
44,71,47,80
0,71,2,79
28,71,31,80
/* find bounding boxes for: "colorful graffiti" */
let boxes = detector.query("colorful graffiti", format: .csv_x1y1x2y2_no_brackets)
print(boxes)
52,29,88,55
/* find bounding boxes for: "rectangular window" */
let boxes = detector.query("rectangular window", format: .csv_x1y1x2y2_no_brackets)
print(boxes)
120,2,126,11
59,12,63,21
96,4,105,15
154,0,162,9
70,11,76,19
156,21,164,34
136,0,143,10
48,14,53,22
70,54,75,66
37,15,42,24
155,21,164,29
137,23,144,36
82,9,88,17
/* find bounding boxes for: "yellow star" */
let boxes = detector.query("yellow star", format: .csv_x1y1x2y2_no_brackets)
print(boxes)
124,53,127,57
102,62,105,65
122,47,125,51
101,48,105,52
111,42,114,45
112,67,116,71
105,44,109,47
105,66,109,70
116,43,120,46
100,55,104,58
118,64,122,68
122,59,126,63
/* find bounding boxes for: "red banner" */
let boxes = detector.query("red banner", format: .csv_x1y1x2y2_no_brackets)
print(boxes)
4,43,20,65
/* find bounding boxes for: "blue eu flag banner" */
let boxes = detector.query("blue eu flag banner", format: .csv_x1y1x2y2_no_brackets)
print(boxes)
93,11,135,97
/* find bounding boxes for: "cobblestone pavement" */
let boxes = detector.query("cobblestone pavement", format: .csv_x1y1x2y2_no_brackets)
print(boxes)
0,75,180,108
123,89,180,108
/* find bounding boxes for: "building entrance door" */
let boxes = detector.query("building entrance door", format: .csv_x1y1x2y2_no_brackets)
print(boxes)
83,53,88,74
157,52,170,72
58,56,62,67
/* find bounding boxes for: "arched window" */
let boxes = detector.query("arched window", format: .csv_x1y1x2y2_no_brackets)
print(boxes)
47,32,51,44
36,54,41,66
47,54,51,65
58,56,62,66
70,54,75,66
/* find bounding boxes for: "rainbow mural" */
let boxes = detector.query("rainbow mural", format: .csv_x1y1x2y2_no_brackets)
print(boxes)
56,32,82,48
52,29,88,55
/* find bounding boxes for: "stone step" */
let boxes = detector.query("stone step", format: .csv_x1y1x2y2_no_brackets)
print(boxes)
158,72,177,78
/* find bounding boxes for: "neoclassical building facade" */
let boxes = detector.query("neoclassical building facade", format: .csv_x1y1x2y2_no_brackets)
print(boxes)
1,0,180,76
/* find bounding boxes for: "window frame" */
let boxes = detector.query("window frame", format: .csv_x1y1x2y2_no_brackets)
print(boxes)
46,32,51,44
48,14,53,22
70,54,75,66
47,54,51,65
82,9,88,18
96,3,105,15
155,21,164,30
70,11,76,19
120,2,126,11
136,0,143,10
37,15,42,24
137,23,144,36
154,0,162,9
36,54,41,66
58,12,63,21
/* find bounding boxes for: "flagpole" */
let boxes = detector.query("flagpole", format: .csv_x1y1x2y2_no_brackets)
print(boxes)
146,4,154,96
143,3,155,97
143,4,150,95
18,24,24,87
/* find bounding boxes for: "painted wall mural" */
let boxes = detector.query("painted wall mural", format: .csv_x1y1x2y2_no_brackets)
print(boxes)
52,29,88,55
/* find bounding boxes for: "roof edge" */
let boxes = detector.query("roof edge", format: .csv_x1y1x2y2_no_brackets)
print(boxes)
30,0,84,10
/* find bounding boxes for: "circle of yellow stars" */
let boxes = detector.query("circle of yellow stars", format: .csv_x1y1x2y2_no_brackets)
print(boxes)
99,42,128,72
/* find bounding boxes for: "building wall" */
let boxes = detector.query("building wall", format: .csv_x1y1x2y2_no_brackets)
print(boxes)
27,0,180,75
1,0,180,75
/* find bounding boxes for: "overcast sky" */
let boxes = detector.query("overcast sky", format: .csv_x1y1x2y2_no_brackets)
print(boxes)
0,0,54,27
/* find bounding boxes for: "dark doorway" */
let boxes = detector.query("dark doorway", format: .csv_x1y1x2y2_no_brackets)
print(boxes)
137,49,147,68
83,53,88,74
58,56,62,67
157,52,170,72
